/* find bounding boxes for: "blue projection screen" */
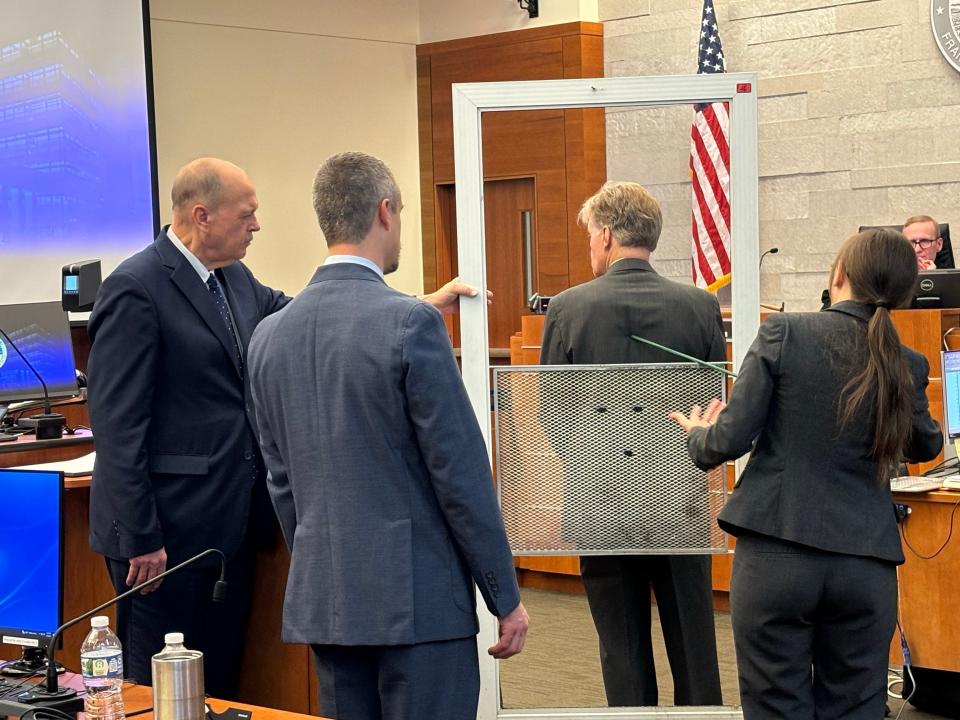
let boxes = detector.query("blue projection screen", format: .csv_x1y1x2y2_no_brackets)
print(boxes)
0,0,159,304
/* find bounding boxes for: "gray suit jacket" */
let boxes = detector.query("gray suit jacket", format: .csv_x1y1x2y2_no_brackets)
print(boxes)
247,262,520,646
687,301,943,564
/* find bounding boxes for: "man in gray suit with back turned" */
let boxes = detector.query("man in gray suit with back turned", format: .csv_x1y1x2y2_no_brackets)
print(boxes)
247,151,528,719
540,181,724,708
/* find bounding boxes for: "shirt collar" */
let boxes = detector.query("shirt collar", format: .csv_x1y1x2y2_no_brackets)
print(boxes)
824,299,875,322
167,226,213,283
323,254,384,279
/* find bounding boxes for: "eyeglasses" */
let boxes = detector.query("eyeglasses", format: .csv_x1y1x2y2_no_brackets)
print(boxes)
909,238,938,249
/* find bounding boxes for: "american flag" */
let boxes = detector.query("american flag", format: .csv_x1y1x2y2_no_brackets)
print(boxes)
689,0,731,290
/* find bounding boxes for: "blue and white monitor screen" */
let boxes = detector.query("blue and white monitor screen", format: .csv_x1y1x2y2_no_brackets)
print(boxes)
0,0,157,304
944,351,960,439
0,301,77,403
0,469,62,646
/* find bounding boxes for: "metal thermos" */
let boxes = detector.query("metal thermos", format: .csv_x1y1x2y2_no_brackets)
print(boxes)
151,633,206,720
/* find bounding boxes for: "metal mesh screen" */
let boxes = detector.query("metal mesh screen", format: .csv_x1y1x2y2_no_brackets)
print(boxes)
494,364,728,555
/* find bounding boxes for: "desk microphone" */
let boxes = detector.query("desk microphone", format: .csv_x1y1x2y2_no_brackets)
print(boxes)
19,548,228,708
0,327,66,440
759,247,779,270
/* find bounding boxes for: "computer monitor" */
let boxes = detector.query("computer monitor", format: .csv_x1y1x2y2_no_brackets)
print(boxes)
0,469,64,673
942,351,960,440
914,269,960,309
0,302,78,405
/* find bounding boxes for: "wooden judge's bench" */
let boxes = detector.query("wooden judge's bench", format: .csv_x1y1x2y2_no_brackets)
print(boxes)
509,308,960,673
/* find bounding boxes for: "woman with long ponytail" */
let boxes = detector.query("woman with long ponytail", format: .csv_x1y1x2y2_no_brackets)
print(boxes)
670,228,942,719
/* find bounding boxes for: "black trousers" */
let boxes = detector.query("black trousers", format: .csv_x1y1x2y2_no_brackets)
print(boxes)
580,554,723,707
730,534,897,719
311,636,479,720
105,539,255,700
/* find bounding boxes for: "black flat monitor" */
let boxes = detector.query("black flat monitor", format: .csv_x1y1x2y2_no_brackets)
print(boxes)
914,269,960,309
0,469,64,672
0,301,78,404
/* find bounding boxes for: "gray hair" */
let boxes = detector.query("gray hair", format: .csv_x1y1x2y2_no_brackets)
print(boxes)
171,158,228,212
577,181,663,251
312,152,400,245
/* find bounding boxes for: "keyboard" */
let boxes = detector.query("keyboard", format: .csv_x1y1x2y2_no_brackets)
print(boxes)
890,476,943,493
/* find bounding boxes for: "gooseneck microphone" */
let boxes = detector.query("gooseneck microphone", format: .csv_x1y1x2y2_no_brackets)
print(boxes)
759,247,779,270
20,548,227,707
0,327,66,440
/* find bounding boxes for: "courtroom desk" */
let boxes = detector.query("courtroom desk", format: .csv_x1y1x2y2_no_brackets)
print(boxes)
53,673,322,720
890,489,960,671
0,459,315,715
0,428,93,465
236,534,317,715
0,432,110,670
123,685,322,720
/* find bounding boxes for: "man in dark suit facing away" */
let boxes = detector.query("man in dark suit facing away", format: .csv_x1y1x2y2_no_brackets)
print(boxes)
246,151,528,720
540,181,724,708
87,157,481,699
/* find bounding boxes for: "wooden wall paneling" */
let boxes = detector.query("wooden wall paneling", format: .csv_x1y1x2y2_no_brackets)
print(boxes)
237,541,313,713
416,22,602,59
562,34,607,291
892,309,951,373
417,54,437,293
417,22,605,350
428,39,566,183
509,333,523,364
434,183,459,342
480,110,570,296
435,179,538,350
530,165,571,296
890,492,960,670
70,324,91,375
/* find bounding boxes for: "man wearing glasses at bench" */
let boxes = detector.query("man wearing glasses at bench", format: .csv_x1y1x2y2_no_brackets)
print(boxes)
904,214,950,271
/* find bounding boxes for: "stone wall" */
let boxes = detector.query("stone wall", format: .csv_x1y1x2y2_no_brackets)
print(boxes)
602,0,960,310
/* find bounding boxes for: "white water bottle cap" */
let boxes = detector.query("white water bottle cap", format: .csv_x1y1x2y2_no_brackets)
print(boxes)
90,616,109,628
164,632,184,645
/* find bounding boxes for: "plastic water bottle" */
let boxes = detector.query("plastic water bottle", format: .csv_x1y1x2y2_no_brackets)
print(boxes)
80,615,125,720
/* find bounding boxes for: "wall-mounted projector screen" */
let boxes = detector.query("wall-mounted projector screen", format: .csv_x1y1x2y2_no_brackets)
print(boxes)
0,0,159,305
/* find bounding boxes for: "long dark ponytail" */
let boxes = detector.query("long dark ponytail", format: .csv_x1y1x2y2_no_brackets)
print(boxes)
834,229,919,478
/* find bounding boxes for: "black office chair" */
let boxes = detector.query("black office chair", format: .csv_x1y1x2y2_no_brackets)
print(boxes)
858,223,953,269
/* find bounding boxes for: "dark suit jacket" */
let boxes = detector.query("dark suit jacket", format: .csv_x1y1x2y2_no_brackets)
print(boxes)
87,228,289,565
540,258,726,366
539,258,727,546
687,301,943,564
247,262,521,646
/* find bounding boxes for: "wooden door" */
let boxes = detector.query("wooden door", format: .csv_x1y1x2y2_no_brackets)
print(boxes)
436,178,537,352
